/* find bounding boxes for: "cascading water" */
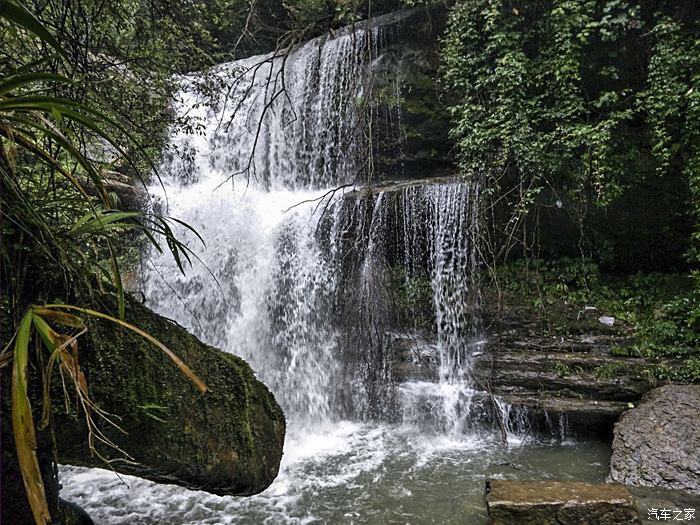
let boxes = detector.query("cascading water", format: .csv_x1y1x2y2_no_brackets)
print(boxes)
393,181,486,436
59,10,611,524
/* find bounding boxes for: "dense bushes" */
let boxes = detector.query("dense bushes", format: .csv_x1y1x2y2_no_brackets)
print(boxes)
442,0,699,271
441,1,700,380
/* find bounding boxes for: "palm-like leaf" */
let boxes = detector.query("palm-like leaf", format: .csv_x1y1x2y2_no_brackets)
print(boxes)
0,4,208,523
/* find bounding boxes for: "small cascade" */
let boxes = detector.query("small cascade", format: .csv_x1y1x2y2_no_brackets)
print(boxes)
302,179,486,431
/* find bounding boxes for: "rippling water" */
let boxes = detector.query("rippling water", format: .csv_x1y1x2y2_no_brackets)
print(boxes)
60,424,610,524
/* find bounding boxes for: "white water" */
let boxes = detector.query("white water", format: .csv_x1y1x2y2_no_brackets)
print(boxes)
60,11,610,523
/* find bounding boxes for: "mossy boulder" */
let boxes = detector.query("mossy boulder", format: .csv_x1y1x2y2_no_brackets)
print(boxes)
1,295,285,524
53,297,285,496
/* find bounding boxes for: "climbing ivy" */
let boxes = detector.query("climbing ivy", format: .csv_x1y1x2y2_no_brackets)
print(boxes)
442,0,699,261
442,1,700,380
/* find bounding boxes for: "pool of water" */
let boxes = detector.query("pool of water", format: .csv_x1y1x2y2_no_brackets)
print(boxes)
60,421,611,524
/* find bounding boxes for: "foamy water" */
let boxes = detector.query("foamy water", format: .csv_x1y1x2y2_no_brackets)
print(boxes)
61,425,610,524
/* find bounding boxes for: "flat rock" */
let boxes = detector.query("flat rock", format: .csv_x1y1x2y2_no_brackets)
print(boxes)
609,384,700,493
485,480,641,525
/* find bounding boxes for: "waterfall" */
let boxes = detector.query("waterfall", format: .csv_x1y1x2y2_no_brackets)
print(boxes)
161,10,411,192
57,10,618,524
144,10,485,433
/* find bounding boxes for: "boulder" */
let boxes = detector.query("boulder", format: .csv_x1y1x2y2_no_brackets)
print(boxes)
1,296,285,524
609,384,700,493
485,480,641,525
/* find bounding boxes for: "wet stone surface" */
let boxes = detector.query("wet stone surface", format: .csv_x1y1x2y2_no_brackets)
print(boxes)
485,480,642,525
609,384,700,493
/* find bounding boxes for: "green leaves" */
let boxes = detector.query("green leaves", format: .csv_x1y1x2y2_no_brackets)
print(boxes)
1,5,211,521
0,0,66,58
0,6,203,324
442,0,700,264
11,311,51,525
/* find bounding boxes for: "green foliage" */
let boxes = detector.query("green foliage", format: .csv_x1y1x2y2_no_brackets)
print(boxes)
442,0,699,266
495,257,600,310
444,1,700,381
0,5,213,518
390,267,435,331
593,361,627,380
554,361,583,377
495,257,700,382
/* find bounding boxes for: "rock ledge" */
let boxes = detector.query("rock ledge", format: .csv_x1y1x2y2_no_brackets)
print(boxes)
485,480,641,525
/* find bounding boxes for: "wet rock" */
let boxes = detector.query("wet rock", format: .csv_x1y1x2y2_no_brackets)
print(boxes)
485,480,642,525
78,170,148,211
368,5,454,179
59,498,95,525
387,325,653,435
609,384,700,493
388,332,439,382
342,175,459,199
48,296,285,497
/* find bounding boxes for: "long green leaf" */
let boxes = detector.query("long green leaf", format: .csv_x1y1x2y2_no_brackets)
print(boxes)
70,210,142,237
166,216,206,247
11,311,52,524
106,239,125,320
0,72,72,96
0,0,66,58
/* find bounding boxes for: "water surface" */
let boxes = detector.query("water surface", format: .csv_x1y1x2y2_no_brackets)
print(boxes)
61,423,610,524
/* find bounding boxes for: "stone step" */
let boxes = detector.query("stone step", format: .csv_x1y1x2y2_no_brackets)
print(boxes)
497,393,630,419
485,480,642,525
473,348,651,401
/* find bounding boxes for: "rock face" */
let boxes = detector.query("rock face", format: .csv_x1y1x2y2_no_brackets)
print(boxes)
472,331,653,435
485,480,642,525
609,384,700,493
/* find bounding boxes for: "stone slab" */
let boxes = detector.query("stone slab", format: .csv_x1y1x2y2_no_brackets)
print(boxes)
485,480,642,525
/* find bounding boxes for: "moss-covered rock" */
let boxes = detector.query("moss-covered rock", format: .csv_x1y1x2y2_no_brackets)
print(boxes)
51,297,285,496
1,295,285,524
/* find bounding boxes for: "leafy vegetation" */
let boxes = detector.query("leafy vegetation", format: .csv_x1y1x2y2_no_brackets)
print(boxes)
443,1,699,245
494,257,700,382
443,1,699,380
0,2,212,521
